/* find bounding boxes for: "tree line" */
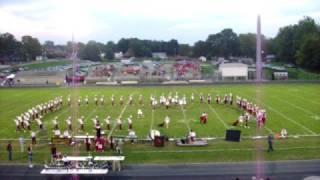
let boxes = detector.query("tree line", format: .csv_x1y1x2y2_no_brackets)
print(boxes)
0,16,319,71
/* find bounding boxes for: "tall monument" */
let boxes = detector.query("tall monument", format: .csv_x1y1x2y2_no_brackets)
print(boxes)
256,15,262,81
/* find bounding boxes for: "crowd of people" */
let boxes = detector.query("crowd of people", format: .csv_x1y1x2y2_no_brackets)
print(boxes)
89,65,114,77
232,96,267,128
173,61,200,80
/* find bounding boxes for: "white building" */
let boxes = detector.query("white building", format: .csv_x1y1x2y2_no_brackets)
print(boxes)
36,56,44,61
219,63,248,80
199,56,207,62
114,52,123,59
152,52,167,59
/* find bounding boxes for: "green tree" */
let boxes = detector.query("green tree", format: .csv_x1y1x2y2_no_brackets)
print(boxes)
167,39,179,56
192,40,208,58
0,33,22,62
239,33,256,58
21,35,42,61
296,33,320,71
274,16,319,64
206,28,240,58
82,41,101,61
178,44,192,56
117,38,129,54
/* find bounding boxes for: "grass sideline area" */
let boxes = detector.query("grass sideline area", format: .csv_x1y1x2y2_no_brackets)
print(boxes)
0,84,319,164
20,59,71,70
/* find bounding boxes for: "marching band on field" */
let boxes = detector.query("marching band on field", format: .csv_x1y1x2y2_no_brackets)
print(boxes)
13,92,268,144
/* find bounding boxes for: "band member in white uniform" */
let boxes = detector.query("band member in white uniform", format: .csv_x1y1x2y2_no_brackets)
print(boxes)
52,117,58,130
31,131,36,144
128,115,133,129
111,94,115,106
85,96,89,105
67,95,71,106
117,118,122,130
105,116,111,130
100,95,104,105
139,94,143,105
164,115,170,128
94,96,98,106
137,109,143,118
66,117,72,131
78,116,84,130
129,95,133,105
120,96,124,106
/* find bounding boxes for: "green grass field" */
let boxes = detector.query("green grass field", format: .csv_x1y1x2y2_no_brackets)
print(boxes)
20,59,71,70
0,84,319,164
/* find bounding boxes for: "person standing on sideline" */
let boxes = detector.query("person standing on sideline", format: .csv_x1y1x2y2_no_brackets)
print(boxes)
267,134,274,152
27,145,33,168
19,137,25,153
116,139,123,155
51,144,57,161
7,142,13,161
31,131,36,144
85,134,91,152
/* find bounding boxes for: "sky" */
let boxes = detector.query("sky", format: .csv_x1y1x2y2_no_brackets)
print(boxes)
0,0,319,45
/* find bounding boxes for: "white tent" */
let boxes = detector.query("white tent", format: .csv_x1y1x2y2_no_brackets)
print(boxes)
6,74,15,79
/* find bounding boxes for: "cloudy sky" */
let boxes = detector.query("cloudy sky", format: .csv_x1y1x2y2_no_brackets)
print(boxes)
0,0,319,45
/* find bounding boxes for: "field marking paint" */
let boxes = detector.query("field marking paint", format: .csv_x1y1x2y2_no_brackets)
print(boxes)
287,87,320,99
149,90,157,132
1,133,319,141
211,89,274,134
179,105,191,132
130,146,320,153
83,109,97,122
268,94,320,116
150,109,155,132
264,126,273,134
107,92,136,138
1,146,319,154
174,87,191,132
311,115,320,121
5,92,61,116
0,90,34,108
277,90,320,106
207,105,229,129
192,89,229,129
239,92,317,135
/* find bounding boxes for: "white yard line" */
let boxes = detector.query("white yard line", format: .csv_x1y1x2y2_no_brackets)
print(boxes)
207,105,229,129
54,108,69,120
149,90,157,131
286,87,320,98
179,105,191,131
201,89,273,134
280,91,320,106
83,109,97,122
0,91,34,108
1,133,319,141
6,93,60,116
270,96,319,116
239,93,317,135
174,88,191,132
264,126,274,134
193,89,229,129
1,146,320,154
130,146,320,153
107,92,136,138
150,109,155,131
